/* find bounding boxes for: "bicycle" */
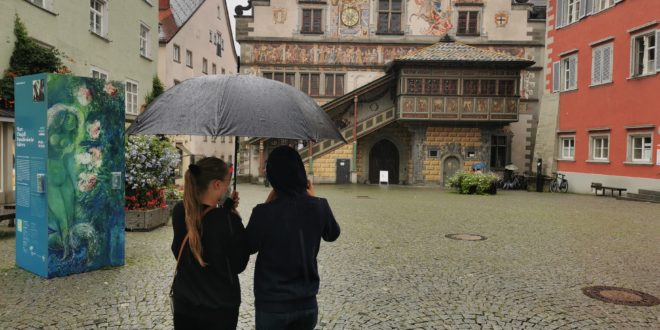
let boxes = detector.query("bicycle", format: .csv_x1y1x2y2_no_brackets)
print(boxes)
550,172,568,193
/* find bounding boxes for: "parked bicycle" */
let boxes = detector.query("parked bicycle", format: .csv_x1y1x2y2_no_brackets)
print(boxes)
498,171,528,190
550,172,569,193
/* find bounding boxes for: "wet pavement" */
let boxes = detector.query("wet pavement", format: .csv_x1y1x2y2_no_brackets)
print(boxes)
1,184,659,329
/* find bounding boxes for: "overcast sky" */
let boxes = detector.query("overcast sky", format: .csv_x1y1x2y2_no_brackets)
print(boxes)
225,0,251,53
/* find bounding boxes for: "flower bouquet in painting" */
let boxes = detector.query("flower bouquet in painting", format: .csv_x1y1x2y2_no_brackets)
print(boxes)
124,135,180,230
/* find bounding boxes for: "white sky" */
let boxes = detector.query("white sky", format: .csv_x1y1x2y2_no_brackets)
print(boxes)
225,0,251,53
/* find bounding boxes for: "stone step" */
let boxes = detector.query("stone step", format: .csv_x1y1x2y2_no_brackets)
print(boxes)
638,189,660,197
616,196,660,204
617,193,660,203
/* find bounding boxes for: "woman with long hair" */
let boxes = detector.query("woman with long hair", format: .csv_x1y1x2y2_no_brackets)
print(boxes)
247,146,341,330
171,157,248,329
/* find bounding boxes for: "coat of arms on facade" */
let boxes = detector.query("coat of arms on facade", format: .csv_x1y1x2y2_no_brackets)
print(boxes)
495,11,509,28
273,8,287,24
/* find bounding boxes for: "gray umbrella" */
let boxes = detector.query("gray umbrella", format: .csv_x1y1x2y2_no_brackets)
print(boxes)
126,75,345,142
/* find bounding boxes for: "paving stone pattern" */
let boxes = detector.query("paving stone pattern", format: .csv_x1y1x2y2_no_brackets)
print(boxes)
1,185,659,329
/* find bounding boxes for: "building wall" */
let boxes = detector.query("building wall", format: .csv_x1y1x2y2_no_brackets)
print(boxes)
547,0,660,191
0,0,158,121
423,126,483,184
305,144,354,183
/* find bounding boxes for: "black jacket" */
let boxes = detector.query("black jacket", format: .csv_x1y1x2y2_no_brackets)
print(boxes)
171,200,249,316
246,195,340,313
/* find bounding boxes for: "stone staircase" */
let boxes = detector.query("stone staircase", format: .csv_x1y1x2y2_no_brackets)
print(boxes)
300,107,397,162
616,189,660,203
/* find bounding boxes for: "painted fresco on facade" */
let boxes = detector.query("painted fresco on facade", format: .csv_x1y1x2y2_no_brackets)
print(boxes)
46,75,125,276
410,0,453,36
246,43,419,66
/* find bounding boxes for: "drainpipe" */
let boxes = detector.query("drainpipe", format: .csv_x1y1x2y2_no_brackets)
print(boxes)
352,95,358,182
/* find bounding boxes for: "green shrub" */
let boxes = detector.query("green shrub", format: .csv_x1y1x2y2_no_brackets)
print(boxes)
447,171,497,195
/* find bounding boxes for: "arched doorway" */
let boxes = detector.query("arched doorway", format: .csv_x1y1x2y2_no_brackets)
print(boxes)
442,156,461,186
369,139,399,184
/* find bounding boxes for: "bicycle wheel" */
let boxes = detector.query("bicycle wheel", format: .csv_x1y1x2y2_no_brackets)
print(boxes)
550,181,558,193
559,181,569,193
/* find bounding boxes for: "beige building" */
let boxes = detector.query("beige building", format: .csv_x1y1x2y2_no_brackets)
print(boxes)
235,0,547,183
0,0,159,203
158,0,238,181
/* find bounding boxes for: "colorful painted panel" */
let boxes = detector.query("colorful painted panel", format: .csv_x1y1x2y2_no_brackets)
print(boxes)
15,74,125,278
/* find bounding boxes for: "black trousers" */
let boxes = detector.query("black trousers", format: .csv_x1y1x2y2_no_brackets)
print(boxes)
173,306,239,330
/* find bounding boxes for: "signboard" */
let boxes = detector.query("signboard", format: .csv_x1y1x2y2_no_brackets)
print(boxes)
379,170,389,184
15,74,125,278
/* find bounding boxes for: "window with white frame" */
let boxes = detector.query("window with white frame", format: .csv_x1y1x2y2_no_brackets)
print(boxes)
202,58,208,74
173,44,180,62
457,11,480,36
631,31,658,76
91,67,108,81
556,0,581,28
90,0,107,36
560,136,575,160
593,0,615,13
139,24,150,58
590,135,609,160
629,134,652,163
186,50,193,68
125,81,139,115
302,9,323,34
28,0,52,11
592,43,613,85
556,54,578,91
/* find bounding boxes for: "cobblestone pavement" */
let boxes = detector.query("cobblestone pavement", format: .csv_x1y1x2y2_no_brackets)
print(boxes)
1,185,659,329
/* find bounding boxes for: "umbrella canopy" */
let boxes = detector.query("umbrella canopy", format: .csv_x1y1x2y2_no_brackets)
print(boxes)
126,75,345,142
504,164,519,171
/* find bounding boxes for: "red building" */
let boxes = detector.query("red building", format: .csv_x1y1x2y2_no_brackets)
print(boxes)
547,0,660,193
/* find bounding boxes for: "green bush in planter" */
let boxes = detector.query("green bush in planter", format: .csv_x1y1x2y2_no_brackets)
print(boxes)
447,171,498,195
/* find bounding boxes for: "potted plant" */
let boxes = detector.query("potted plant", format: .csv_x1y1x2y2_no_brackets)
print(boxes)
447,171,498,195
124,136,180,230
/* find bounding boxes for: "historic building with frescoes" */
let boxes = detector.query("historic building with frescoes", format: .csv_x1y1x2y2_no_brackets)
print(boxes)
234,0,546,185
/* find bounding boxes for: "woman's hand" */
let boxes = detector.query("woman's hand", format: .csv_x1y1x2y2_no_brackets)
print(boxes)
231,191,240,210
265,189,277,203
307,180,315,197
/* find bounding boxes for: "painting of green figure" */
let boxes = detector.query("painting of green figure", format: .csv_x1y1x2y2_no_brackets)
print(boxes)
46,75,125,276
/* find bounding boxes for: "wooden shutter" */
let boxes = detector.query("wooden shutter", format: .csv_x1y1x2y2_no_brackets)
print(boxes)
592,48,602,84
313,9,322,33
602,45,613,82
325,75,334,96
553,61,561,92
310,74,320,96
335,75,344,96
569,56,578,89
302,9,311,32
656,31,660,72
556,0,565,28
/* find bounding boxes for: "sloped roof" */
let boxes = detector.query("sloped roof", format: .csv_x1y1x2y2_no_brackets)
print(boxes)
159,0,205,43
397,39,532,64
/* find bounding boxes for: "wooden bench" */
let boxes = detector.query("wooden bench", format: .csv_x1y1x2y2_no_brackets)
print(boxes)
591,182,627,197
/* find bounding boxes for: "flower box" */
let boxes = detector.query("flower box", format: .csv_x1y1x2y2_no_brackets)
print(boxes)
125,207,168,231
166,199,182,216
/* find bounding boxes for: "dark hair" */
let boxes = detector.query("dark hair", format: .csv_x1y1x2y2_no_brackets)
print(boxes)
266,146,307,197
183,157,229,266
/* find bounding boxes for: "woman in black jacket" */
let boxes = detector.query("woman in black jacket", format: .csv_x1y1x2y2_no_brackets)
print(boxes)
171,157,249,329
247,146,341,330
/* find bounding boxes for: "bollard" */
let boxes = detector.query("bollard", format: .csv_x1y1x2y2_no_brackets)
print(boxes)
536,158,543,192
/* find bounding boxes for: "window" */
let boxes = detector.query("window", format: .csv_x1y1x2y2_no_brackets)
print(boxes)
377,0,402,34
173,79,181,85
212,63,217,74
629,134,652,163
125,81,139,115
202,58,208,74
560,137,575,160
221,136,225,143
186,50,193,68
591,136,609,160
556,54,578,91
428,149,439,158
28,0,50,10
497,80,516,96
442,79,458,95
325,74,344,97
463,79,479,95
593,0,615,13
300,73,320,96
632,32,658,76
173,44,180,62
139,24,150,58
556,0,582,28
457,11,479,36
91,67,108,81
217,5,221,19
490,136,508,169
406,79,423,94
425,79,441,94
302,9,323,34
90,0,107,36
221,68,226,74
592,43,613,85
479,80,497,96
263,72,295,86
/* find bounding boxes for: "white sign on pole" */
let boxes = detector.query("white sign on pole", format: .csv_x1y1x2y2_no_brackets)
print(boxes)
379,170,389,185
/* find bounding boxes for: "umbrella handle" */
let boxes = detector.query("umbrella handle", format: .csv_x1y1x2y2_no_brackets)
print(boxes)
233,138,239,192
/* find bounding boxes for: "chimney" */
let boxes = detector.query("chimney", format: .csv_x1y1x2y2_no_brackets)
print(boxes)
159,0,170,10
